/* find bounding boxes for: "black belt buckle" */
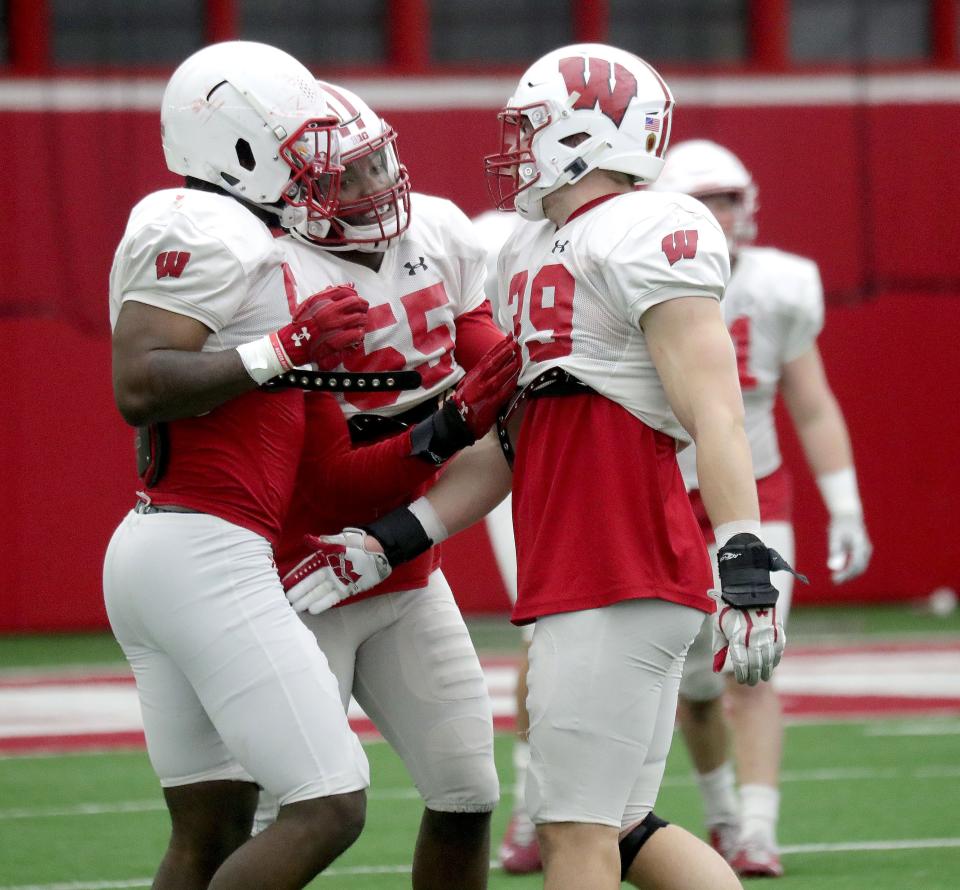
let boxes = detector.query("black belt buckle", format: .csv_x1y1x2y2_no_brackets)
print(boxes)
134,498,199,516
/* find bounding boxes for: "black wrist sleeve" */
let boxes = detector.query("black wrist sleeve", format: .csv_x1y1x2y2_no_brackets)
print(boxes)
362,507,433,567
409,400,474,466
718,532,808,609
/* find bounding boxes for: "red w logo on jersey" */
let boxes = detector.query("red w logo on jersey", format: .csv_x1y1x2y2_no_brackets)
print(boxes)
155,251,191,279
558,56,638,127
661,230,699,266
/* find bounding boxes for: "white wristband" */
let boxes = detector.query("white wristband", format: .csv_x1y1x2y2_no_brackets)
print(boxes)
817,467,862,518
236,334,290,385
408,496,449,545
714,519,762,549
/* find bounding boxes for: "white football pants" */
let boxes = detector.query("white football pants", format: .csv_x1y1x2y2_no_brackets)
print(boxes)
103,510,369,802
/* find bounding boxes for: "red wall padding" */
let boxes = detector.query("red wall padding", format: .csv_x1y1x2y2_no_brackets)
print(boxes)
1,99,958,630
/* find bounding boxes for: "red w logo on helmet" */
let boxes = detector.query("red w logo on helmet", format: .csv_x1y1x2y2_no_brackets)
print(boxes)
558,57,638,128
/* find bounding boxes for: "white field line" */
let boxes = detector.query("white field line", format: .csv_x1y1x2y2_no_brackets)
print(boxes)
780,838,960,854
865,718,960,736
3,839,960,889
3,763,959,822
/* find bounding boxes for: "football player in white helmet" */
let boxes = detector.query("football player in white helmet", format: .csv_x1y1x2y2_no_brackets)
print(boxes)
287,43,803,890
251,81,520,890
291,81,411,250
651,139,872,878
486,44,765,890
105,41,375,889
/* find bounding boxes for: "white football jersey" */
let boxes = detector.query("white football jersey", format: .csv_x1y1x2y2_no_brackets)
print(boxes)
471,208,525,306
496,190,729,442
678,245,824,485
280,193,488,417
109,188,291,345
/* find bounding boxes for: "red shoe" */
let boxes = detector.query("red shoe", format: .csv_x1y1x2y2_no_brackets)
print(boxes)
730,836,784,878
499,811,542,874
708,823,740,863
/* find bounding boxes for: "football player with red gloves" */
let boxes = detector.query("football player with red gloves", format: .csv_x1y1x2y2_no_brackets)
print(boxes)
277,65,827,890
105,42,374,890
651,140,870,878
250,82,517,890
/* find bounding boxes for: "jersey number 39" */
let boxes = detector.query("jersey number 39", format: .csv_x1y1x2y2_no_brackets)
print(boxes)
506,264,575,362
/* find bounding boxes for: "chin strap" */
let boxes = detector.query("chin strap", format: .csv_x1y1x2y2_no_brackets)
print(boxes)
278,203,308,230
528,137,612,216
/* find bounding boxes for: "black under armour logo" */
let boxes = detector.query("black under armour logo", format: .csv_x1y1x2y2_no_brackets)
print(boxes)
552,240,569,254
404,257,428,275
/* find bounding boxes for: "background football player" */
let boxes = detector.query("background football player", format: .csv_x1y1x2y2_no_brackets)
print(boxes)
253,82,517,890
650,139,872,878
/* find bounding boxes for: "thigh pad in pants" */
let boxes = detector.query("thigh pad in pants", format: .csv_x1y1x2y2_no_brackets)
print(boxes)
307,571,499,813
526,599,702,828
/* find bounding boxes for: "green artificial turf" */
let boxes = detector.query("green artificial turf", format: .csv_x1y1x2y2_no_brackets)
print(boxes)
1,722,958,888
1,604,958,887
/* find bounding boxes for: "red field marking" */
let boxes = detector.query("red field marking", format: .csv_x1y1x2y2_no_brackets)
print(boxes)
2,643,959,755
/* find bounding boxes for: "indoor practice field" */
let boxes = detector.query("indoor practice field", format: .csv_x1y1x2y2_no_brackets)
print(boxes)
1,605,959,889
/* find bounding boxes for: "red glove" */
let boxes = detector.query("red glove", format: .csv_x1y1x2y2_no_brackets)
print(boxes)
450,337,522,438
238,284,368,384
410,337,521,465
273,285,368,371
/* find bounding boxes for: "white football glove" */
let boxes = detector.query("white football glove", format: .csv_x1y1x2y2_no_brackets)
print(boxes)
711,591,786,686
281,528,392,615
712,532,805,686
827,512,872,584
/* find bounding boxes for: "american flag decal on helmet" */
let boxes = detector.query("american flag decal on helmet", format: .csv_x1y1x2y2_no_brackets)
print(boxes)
644,116,661,132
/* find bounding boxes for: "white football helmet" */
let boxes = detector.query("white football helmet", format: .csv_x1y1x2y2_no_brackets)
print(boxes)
484,43,674,221
652,139,758,250
292,81,411,252
161,41,343,229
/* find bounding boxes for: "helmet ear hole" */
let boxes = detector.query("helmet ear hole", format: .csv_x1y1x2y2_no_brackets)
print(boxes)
221,172,240,187
236,139,256,171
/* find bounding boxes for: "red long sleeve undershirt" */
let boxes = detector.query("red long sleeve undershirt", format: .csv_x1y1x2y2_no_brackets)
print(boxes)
275,302,507,593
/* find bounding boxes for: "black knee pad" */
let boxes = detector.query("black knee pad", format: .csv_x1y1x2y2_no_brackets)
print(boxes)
619,811,669,880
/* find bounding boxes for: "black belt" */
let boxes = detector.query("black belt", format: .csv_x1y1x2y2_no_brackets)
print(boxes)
134,501,200,515
496,367,595,467
526,368,595,400
262,369,422,393
347,396,442,445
